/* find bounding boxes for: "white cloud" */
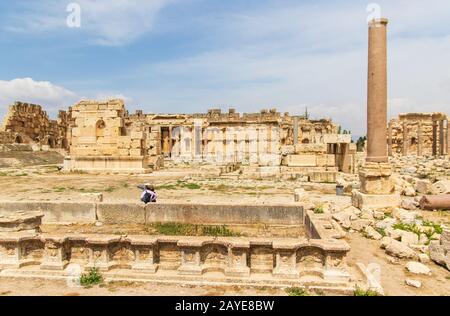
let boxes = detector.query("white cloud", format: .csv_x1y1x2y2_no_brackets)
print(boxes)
7,0,174,46
0,78,78,119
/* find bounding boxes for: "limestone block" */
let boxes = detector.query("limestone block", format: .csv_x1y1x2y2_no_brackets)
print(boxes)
286,154,316,167
130,149,143,156
352,190,401,209
97,203,146,224
131,131,144,139
415,180,432,195
75,136,97,144
100,147,119,156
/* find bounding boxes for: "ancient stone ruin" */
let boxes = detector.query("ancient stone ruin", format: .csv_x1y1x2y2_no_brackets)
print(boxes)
0,102,68,149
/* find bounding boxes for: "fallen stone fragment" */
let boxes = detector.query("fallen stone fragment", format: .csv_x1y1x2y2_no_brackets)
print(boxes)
415,180,432,195
364,226,383,240
401,231,419,246
405,279,422,288
406,262,431,275
418,253,430,264
381,237,418,259
351,219,373,232
431,180,450,195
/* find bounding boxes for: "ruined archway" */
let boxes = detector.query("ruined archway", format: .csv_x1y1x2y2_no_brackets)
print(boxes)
14,135,23,144
96,120,106,138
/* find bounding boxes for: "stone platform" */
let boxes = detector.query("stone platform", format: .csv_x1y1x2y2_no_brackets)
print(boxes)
0,211,44,233
0,233,352,294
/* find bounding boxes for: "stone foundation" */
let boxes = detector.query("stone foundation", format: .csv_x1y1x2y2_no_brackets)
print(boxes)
0,233,351,292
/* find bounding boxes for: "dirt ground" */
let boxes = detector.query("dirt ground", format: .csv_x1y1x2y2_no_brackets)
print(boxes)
0,158,449,296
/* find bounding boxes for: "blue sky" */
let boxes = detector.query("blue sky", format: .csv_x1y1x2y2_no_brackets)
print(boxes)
1,0,449,136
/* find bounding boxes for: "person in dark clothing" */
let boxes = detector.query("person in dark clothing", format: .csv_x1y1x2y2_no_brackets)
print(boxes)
138,183,157,204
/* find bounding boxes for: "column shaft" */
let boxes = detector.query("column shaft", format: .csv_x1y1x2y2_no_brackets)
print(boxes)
366,18,389,163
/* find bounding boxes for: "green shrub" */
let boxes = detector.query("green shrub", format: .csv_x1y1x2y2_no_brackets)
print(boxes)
286,287,309,296
80,268,103,287
313,206,324,214
354,287,380,296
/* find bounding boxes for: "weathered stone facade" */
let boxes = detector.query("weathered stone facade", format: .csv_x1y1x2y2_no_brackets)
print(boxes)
63,99,154,173
0,102,69,149
388,113,449,157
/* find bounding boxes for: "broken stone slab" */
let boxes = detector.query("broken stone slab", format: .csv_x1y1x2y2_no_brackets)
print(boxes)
405,261,431,275
418,253,431,264
415,180,432,195
381,237,418,260
429,227,450,270
0,211,44,233
393,208,417,225
431,180,450,195
350,219,374,232
401,231,419,246
376,217,397,230
401,199,419,210
364,226,383,240
405,279,422,288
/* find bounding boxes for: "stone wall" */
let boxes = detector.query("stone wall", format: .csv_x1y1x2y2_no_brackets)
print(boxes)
0,102,68,148
0,201,303,225
388,113,448,156
65,99,154,173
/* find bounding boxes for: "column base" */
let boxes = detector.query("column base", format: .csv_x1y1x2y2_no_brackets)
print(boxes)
352,190,401,209
359,162,395,195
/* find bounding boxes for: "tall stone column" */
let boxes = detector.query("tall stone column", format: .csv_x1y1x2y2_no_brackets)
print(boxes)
366,18,388,163
432,120,438,156
353,18,399,209
387,121,393,157
293,116,299,146
402,121,408,156
417,121,422,156
439,120,445,156
446,119,450,155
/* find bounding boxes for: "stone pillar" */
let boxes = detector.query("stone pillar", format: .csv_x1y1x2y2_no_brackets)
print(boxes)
352,17,400,209
447,120,450,156
168,125,173,157
417,121,422,156
402,121,408,156
432,120,438,156
387,121,393,157
366,18,389,163
293,116,299,145
439,120,445,156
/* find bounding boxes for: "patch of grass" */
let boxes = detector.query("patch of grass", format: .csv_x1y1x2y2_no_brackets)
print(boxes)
80,267,103,287
122,183,129,188
0,172,9,177
375,227,386,237
384,212,393,218
156,184,178,190
201,225,237,237
393,223,421,237
182,183,201,190
152,223,240,237
422,220,443,235
104,186,116,193
286,287,309,296
53,187,66,193
354,287,380,296
313,205,324,214
15,173,28,177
